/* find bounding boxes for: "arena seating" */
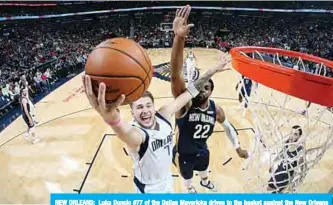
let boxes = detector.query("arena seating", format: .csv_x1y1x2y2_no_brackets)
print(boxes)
0,2,332,131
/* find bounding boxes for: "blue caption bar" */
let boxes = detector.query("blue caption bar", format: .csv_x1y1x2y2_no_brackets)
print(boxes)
51,194,332,205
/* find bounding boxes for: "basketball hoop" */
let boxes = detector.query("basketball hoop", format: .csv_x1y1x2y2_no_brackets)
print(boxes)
231,47,333,107
231,47,333,193
160,22,173,32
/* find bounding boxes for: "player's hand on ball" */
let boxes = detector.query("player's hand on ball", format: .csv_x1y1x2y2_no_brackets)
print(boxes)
236,148,249,159
83,75,125,122
173,5,194,37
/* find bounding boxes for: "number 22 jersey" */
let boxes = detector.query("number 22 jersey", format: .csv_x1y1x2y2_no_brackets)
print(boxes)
175,99,217,155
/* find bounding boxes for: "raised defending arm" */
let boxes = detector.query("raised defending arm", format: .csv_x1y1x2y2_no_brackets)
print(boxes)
170,5,194,99
159,59,230,121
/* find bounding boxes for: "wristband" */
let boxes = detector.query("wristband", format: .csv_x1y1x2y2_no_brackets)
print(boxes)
106,118,121,127
186,83,200,98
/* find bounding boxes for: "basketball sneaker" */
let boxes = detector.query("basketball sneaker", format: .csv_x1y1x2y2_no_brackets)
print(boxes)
23,133,30,142
188,186,197,194
32,138,41,144
200,180,217,192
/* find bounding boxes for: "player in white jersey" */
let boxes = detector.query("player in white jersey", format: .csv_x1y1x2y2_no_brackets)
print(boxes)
82,60,230,193
130,106,173,193
20,88,40,144
185,51,196,83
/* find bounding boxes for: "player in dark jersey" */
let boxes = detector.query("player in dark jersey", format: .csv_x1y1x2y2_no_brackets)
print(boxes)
170,5,249,193
235,75,253,109
176,81,217,157
20,88,40,144
267,125,306,193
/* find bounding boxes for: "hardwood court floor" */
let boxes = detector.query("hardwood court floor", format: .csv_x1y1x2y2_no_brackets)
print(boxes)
0,48,332,204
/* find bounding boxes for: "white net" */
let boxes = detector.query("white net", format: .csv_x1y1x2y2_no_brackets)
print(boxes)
237,50,333,193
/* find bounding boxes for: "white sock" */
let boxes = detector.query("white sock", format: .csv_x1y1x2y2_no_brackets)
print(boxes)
199,170,209,185
24,132,30,140
184,178,193,189
28,129,37,140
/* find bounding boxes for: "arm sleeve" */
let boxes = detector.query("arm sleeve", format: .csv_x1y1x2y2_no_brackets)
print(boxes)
221,118,240,149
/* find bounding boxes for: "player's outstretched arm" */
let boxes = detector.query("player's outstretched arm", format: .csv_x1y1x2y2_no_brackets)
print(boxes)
215,104,249,159
159,59,230,121
83,75,144,149
170,5,194,99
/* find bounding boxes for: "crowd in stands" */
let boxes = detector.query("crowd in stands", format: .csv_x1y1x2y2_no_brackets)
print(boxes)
215,18,333,59
214,16,333,76
1,2,333,129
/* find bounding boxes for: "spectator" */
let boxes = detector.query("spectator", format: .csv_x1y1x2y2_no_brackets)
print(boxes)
1,2,333,129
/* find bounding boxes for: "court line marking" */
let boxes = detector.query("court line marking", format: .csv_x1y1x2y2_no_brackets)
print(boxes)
223,158,233,166
0,107,92,148
73,133,115,194
123,147,129,156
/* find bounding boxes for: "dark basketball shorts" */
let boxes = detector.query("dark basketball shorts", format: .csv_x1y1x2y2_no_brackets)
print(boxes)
268,162,295,191
172,145,210,180
23,116,35,129
240,87,252,100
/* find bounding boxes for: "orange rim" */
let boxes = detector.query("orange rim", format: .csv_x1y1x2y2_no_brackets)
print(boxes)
230,47,333,107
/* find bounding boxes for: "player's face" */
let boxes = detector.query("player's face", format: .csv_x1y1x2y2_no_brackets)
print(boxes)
192,82,212,106
290,128,301,142
131,97,156,128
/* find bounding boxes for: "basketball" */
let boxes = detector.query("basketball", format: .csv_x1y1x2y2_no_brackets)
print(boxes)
85,37,153,104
